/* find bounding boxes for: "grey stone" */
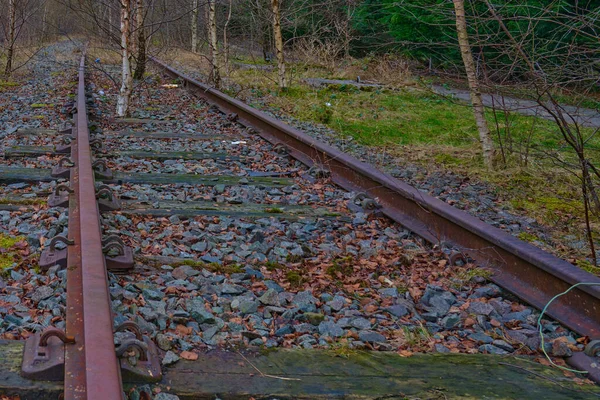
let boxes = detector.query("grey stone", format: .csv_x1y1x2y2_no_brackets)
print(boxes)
552,340,573,357
186,299,216,324
264,280,284,293
31,286,54,303
292,291,317,307
468,302,495,316
258,289,281,306
239,300,258,314
435,344,451,353
327,295,346,311
172,265,197,280
385,304,409,318
489,299,512,316
470,285,501,299
493,340,514,352
294,323,317,334
351,317,371,330
359,331,386,343
156,333,172,351
162,351,180,366
479,344,509,355
275,325,293,336
221,283,245,295
440,314,461,329
10,270,25,281
318,321,344,337
503,309,532,323
468,332,494,344
191,241,208,252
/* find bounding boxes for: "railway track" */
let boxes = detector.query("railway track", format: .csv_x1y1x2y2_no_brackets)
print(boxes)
1,49,600,398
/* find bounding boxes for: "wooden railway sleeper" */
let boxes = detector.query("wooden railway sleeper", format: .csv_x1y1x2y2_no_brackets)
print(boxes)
39,236,74,270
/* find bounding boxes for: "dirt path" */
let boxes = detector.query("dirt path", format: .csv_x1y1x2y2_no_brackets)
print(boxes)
432,85,600,128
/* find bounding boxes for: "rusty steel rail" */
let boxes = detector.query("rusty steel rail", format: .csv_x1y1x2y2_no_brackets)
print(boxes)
65,55,124,399
150,57,600,342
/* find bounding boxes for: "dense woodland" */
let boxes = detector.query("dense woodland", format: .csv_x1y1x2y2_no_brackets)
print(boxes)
1,0,600,264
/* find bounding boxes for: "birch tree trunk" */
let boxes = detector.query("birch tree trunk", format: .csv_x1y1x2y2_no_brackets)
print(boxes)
453,0,494,167
133,0,146,80
4,0,17,78
223,0,233,75
271,0,287,90
117,0,133,117
208,0,221,88
191,0,199,53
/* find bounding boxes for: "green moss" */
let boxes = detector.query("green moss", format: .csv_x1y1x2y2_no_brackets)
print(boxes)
182,259,243,274
328,341,358,359
517,232,539,242
0,234,24,271
577,260,600,275
455,267,493,286
265,207,284,214
326,255,354,277
286,254,303,263
265,260,284,271
31,103,53,108
286,271,303,287
0,197,46,206
0,81,19,87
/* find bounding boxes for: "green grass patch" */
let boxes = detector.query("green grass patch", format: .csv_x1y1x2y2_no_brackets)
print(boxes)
0,81,19,88
31,103,53,108
267,84,599,159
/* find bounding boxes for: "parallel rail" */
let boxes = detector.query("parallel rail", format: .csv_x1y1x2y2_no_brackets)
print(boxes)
150,58,600,343
52,55,124,399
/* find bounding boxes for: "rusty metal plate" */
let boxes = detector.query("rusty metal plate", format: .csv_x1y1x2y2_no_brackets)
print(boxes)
106,246,134,271
21,332,65,381
120,336,162,383
51,166,71,179
48,192,69,208
39,247,67,270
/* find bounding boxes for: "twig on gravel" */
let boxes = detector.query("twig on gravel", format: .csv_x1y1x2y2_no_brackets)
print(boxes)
237,351,301,381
